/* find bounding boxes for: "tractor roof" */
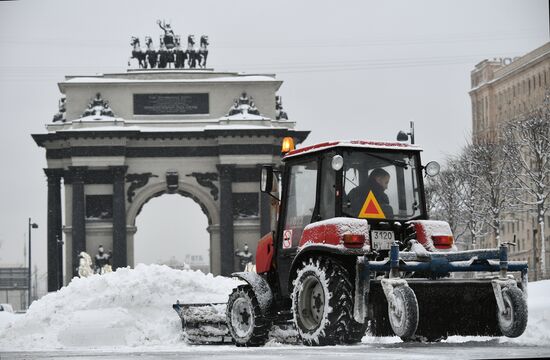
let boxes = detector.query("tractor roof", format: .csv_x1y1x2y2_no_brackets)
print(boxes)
283,140,422,160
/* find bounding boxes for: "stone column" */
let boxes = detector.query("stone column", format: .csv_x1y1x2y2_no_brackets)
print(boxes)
111,166,128,270
44,168,63,291
69,166,87,277
217,164,235,276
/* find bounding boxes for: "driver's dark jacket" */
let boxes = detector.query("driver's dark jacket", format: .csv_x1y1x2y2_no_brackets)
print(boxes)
346,179,393,218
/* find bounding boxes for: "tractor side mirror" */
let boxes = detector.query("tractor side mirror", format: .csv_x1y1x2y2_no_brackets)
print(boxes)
260,165,274,193
424,161,440,177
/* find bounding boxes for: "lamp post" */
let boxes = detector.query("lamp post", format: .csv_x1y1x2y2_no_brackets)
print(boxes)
28,218,38,308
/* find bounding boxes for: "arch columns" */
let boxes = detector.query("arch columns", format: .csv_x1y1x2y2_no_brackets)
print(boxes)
217,164,235,276
44,168,64,291
69,166,87,277
111,165,128,269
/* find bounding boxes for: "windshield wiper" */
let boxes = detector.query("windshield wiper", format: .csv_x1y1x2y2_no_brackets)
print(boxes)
366,153,409,168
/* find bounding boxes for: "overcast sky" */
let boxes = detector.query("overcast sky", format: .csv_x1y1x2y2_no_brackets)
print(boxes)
0,0,548,293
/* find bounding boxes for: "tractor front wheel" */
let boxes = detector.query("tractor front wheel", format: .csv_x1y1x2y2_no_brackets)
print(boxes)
226,285,271,346
497,286,528,338
387,285,418,341
292,257,354,346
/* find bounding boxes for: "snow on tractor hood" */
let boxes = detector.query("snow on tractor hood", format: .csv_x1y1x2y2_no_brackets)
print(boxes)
299,217,371,252
407,220,457,252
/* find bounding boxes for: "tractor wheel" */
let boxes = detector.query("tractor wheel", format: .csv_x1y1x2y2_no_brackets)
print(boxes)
226,285,271,346
387,285,418,341
497,286,528,338
292,257,354,346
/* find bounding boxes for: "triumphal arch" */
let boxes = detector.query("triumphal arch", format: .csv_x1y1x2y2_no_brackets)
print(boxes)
33,24,309,291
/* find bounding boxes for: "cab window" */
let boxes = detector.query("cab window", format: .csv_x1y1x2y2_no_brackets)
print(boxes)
282,160,318,248
319,154,336,220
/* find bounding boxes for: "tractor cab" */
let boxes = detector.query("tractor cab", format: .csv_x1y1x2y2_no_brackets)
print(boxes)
261,140,439,257
258,139,441,299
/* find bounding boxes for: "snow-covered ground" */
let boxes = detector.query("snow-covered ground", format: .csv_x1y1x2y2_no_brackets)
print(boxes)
0,264,549,352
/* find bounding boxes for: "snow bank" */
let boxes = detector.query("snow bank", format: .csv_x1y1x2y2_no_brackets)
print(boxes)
0,312,20,334
511,279,550,345
0,264,238,350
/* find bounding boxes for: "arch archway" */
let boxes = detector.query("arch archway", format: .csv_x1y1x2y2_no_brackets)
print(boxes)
133,193,211,272
126,180,220,269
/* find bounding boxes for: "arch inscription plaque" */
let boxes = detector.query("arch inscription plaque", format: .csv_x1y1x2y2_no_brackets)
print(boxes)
133,93,209,115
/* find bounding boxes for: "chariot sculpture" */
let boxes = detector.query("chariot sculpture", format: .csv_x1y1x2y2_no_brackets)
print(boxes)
129,20,209,69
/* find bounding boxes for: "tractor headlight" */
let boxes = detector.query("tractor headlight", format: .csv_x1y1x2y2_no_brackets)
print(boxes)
425,161,440,177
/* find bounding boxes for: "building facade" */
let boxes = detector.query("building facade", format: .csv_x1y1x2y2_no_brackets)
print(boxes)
470,42,550,280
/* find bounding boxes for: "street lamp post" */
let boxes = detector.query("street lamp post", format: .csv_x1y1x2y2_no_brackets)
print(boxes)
28,218,38,308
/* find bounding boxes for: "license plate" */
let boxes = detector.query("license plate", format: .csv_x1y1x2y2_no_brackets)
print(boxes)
371,230,395,250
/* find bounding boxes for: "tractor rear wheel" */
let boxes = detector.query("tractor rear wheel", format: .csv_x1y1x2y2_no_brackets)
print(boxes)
497,286,528,338
292,257,354,346
226,285,271,346
387,285,418,341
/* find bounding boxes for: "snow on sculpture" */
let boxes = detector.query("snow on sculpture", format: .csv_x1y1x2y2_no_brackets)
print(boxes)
81,93,115,118
77,252,93,278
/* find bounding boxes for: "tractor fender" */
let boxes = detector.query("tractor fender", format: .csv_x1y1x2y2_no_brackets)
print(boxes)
288,245,367,292
231,272,273,315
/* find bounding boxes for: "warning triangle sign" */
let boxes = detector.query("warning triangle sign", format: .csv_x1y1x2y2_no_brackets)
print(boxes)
358,191,386,219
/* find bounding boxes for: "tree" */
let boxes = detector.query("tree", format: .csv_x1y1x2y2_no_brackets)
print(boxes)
503,92,550,278
466,141,517,247
456,145,489,249
427,156,467,244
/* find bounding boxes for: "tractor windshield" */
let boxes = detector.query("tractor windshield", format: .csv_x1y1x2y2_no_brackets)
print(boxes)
341,150,423,221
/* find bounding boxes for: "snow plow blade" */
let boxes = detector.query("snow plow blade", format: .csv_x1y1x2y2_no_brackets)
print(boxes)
365,244,529,340
369,279,512,339
172,302,232,344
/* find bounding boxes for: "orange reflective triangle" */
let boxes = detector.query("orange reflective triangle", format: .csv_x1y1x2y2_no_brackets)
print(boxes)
358,191,386,219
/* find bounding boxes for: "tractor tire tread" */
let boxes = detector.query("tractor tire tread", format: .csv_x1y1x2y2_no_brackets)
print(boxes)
226,285,271,347
292,257,356,346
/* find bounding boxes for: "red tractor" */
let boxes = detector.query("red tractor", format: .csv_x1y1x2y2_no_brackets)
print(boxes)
174,139,528,346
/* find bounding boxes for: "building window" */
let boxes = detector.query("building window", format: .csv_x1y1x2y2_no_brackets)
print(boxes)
86,195,113,220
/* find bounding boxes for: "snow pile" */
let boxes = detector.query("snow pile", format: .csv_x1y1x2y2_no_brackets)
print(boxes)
0,264,238,350
0,311,19,334
512,279,550,345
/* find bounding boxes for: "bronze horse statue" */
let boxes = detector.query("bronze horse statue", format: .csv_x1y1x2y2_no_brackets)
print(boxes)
187,35,198,68
198,35,209,68
145,36,158,69
129,37,147,68
174,35,187,69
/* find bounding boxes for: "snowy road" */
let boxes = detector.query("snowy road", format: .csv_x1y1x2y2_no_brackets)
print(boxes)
1,267,549,359
2,342,550,360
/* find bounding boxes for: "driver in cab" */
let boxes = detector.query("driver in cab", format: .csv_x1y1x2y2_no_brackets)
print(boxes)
346,168,394,218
